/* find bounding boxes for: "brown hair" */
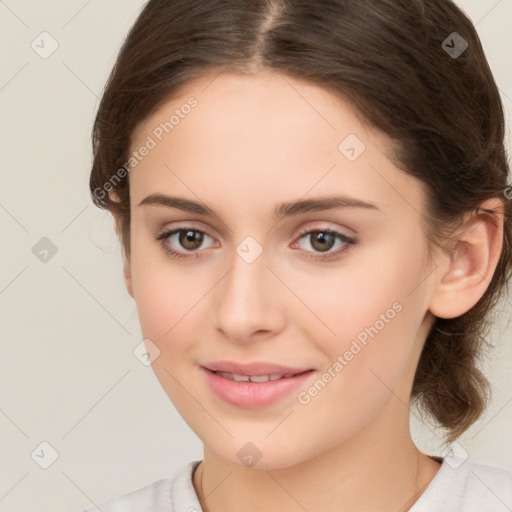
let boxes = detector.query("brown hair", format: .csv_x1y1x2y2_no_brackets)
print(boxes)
90,0,511,444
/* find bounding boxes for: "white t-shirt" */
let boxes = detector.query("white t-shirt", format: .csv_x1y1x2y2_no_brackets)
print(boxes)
81,455,512,511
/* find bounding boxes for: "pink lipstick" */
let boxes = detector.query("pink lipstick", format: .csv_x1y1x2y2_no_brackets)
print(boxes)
201,361,315,409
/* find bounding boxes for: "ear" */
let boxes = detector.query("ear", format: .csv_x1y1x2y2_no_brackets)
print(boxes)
110,209,134,299
428,198,505,319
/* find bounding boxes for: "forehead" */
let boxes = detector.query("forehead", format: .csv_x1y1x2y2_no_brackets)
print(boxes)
131,69,376,149
128,70,425,218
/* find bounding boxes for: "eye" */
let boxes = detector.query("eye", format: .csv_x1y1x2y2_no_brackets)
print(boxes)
293,226,357,261
155,225,357,261
155,227,216,259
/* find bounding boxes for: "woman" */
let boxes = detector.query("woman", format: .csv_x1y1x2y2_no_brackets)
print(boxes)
85,0,512,510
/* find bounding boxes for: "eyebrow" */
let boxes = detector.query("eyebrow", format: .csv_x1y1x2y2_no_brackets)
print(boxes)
138,193,381,219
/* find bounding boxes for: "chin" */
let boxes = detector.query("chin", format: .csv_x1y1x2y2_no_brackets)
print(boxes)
205,435,315,471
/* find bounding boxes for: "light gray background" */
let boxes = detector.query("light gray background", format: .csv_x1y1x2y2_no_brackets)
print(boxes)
0,1,511,510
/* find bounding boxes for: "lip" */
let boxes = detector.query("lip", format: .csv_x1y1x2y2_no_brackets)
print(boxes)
202,361,312,376
201,362,315,409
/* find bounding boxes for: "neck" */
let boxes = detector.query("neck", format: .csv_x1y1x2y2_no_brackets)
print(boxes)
192,400,442,512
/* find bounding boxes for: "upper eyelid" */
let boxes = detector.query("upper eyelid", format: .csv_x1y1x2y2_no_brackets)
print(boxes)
158,221,354,239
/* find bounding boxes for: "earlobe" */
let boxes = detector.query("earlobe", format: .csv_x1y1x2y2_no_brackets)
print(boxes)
428,198,504,320
123,257,134,298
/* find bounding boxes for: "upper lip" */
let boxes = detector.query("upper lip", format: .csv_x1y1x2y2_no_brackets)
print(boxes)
202,361,313,376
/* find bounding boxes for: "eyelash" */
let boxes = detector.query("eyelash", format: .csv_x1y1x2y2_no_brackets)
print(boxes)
154,225,357,262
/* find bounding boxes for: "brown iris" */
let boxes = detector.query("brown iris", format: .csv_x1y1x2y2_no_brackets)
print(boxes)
179,230,204,251
309,231,336,253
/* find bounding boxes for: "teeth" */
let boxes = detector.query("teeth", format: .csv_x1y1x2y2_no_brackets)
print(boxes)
216,372,288,382
249,375,271,383
232,373,250,382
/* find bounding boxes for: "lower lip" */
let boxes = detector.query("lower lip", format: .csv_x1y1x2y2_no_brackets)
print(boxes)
202,367,315,409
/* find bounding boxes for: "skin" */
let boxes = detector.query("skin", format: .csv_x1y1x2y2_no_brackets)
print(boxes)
113,69,504,511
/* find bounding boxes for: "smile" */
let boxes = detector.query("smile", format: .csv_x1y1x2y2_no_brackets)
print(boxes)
202,367,316,409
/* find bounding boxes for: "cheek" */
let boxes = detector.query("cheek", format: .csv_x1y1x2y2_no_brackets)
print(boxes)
289,240,428,350
292,237,429,398
129,233,207,339
290,302,423,451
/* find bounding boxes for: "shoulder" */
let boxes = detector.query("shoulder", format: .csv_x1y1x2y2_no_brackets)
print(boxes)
82,479,173,512
80,461,202,512
412,456,512,512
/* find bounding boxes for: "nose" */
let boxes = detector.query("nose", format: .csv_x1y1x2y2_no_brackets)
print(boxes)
213,248,285,344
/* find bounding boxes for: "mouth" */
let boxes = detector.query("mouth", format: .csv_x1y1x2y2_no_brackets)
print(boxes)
201,363,316,409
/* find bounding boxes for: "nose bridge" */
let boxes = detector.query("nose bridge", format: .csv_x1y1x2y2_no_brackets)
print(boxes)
213,240,282,340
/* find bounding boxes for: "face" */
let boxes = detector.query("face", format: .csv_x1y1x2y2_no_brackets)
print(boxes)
124,69,439,469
